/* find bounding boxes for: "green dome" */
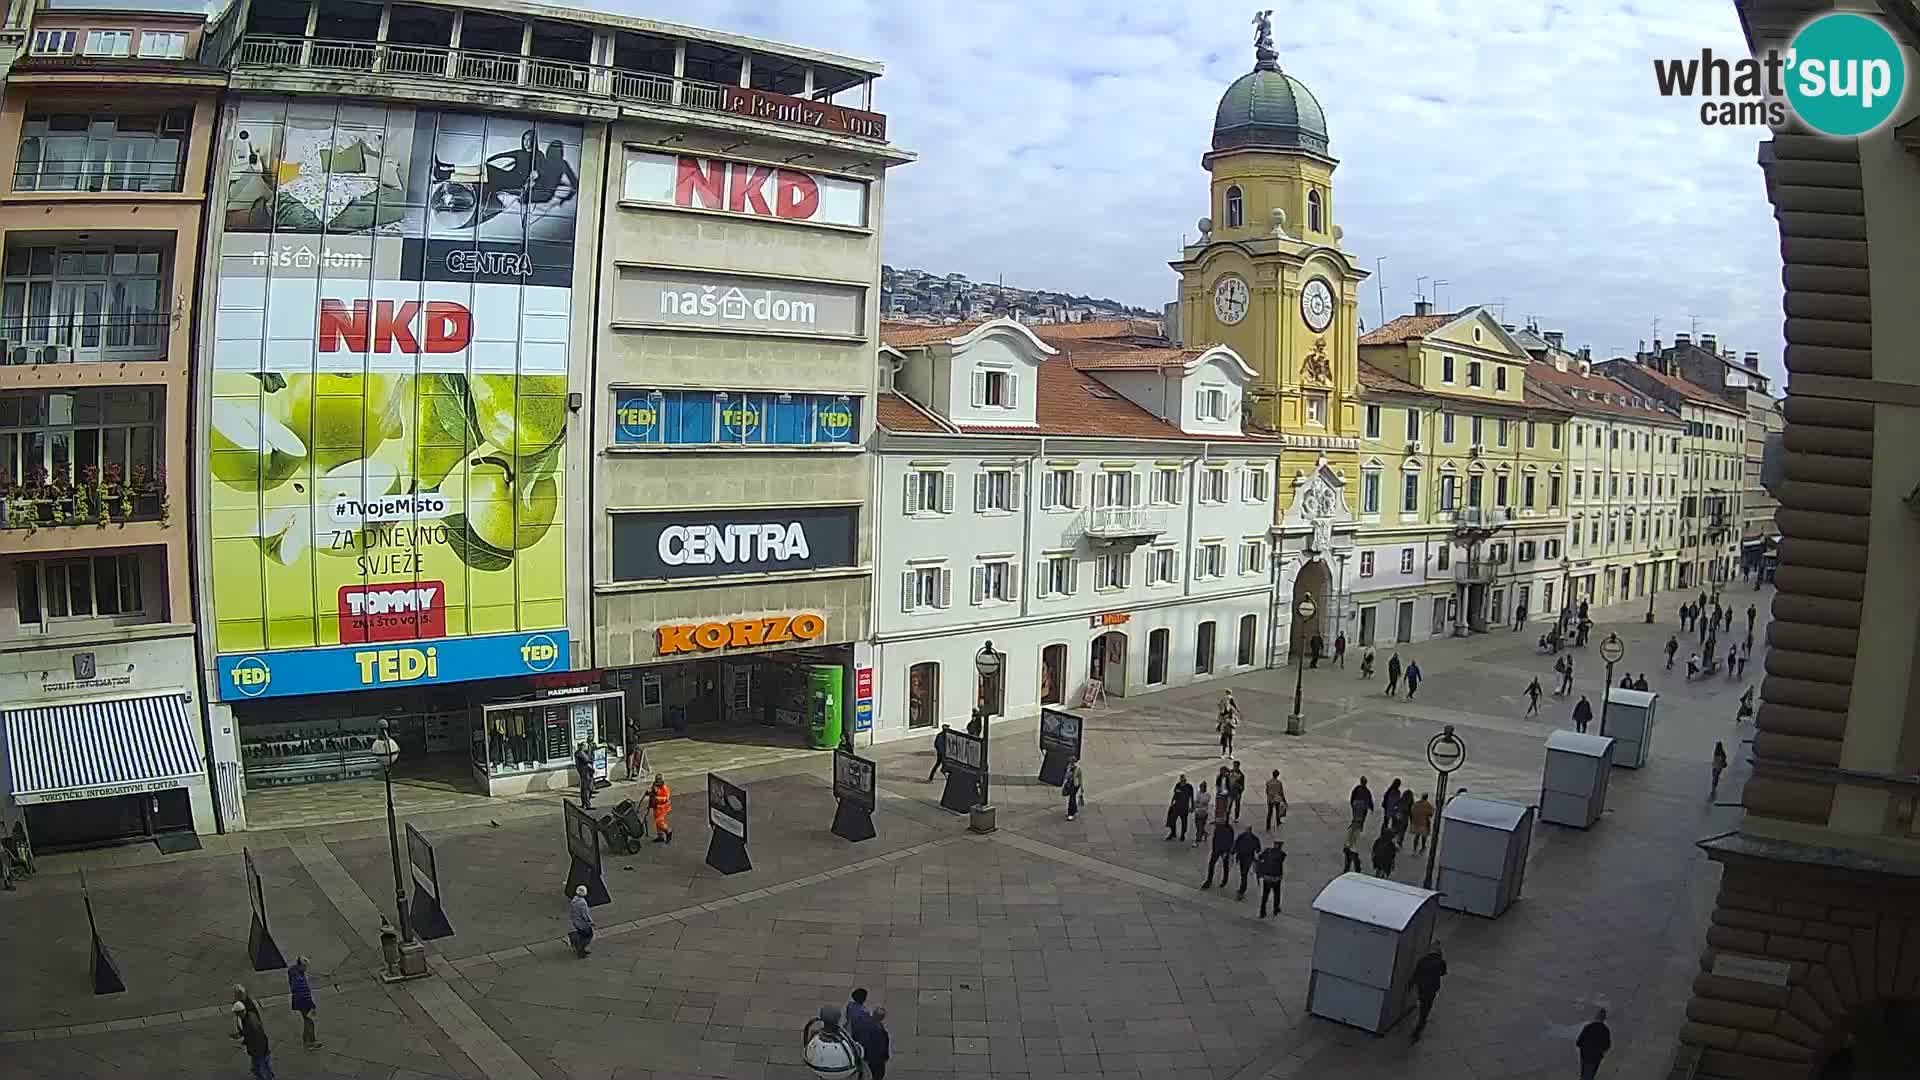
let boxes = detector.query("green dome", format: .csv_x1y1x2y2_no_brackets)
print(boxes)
1212,63,1329,155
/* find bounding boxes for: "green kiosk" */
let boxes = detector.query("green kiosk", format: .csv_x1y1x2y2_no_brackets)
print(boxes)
806,665,844,750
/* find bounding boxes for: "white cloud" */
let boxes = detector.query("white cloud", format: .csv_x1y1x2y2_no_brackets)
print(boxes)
603,0,1787,382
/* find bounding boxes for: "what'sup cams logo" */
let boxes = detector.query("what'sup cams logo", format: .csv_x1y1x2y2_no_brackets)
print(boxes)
1654,12,1908,136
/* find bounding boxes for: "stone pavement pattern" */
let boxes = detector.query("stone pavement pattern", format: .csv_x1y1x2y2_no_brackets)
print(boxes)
0,585,1770,1080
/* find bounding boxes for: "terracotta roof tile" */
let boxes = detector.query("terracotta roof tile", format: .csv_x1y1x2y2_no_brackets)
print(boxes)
874,392,952,434
1525,361,1680,423
879,320,988,347
1358,311,1461,346
1028,318,1164,343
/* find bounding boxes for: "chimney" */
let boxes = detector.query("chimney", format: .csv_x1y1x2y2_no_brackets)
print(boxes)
1544,330,1564,350
1700,333,1717,354
1413,299,1433,317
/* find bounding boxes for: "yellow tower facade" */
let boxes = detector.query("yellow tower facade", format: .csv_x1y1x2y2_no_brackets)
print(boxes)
1169,14,1369,657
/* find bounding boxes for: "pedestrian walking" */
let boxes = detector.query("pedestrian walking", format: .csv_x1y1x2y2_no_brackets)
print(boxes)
574,742,595,809
1202,819,1235,889
648,774,672,843
1572,694,1593,734
1712,742,1728,798
1404,660,1422,698
1737,646,1750,678
234,1000,275,1080
1349,776,1374,828
1370,827,1399,879
1309,632,1324,669
1408,793,1434,853
1062,758,1084,820
854,1007,890,1080
1227,760,1247,821
1410,944,1448,1042
1576,1007,1612,1080
1233,825,1260,899
1633,673,1649,691
1264,769,1288,830
1666,635,1679,670
1255,840,1286,917
1334,632,1348,667
1525,677,1542,717
1386,653,1403,696
1167,775,1194,840
1192,782,1211,844
1342,818,1365,873
927,724,950,781
568,884,594,958
288,955,321,1049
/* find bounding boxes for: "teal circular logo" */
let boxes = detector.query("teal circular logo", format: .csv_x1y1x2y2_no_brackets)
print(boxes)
1786,13,1906,137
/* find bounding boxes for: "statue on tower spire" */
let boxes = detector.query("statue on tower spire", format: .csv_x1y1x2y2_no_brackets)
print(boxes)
1251,10,1278,70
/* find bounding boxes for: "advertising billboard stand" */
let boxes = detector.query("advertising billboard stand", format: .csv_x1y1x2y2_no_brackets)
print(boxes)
1037,708,1085,788
706,773,751,874
939,730,986,815
830,749,877,843
243,847,287,971
82,871,125,995
405,824,455,940
562,801,610,906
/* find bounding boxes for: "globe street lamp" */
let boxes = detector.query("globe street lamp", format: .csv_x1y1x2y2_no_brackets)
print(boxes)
1287,596,1317,736
371,720,427,980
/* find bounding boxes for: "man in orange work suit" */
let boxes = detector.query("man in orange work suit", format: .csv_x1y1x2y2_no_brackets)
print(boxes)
648,775,673,843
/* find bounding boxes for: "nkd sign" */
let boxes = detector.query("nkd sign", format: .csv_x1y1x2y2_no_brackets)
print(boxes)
616,267,865,338
622,151,869,229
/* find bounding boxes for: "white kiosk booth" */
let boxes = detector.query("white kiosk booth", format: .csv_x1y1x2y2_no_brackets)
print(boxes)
1600,688,1658,768
1541,730,1616,827
1308,873,1441,1033
1435,794,1534,918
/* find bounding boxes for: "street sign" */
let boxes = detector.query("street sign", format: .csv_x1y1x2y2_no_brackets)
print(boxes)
1427,727,1467,774
1600,634,1625,664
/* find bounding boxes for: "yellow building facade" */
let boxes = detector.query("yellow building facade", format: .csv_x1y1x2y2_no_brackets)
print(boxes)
1353,308,1572,641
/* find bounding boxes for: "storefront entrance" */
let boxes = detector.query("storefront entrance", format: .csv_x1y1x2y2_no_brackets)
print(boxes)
1089,631,1127,698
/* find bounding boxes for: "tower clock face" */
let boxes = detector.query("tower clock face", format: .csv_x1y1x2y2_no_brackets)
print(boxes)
1212,274,1249,325
1301,277,1336,333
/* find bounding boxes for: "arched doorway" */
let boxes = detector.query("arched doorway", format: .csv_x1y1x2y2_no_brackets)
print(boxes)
1088,631,1127,700
1291,558,1331,660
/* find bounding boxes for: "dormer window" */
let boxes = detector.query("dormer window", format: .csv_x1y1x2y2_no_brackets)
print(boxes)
1307,190,1323,233
1196,387,1230,421
1225,185,1244,228
974,367,1017,409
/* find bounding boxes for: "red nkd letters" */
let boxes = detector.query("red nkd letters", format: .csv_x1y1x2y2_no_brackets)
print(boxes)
673,156,821,221
318,299,472,354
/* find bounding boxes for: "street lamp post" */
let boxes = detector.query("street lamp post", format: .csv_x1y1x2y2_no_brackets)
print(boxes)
1286,596,1317,736
371,720,427,980
972,642,1002,824
1645,549,1663,623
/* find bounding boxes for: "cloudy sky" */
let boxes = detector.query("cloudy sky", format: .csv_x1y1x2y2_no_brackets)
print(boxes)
605,0,1786,382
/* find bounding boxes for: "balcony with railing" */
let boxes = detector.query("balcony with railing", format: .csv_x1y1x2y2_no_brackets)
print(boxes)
1075,506,1169,545
220,5,889,145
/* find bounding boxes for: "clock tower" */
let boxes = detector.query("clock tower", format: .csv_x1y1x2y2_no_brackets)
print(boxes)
1170,12,1367,660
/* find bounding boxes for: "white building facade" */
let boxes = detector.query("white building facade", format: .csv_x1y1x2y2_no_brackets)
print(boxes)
867,319,1279,741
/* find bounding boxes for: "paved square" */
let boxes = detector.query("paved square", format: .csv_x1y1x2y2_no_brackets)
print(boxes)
0,587,1764,1080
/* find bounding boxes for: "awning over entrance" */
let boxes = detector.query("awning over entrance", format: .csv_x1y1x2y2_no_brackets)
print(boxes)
4,693,201,805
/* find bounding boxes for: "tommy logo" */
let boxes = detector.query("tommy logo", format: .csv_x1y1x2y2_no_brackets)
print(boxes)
338,582,447,643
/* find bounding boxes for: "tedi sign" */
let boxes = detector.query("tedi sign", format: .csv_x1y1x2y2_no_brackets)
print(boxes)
612,504,858,582
1653,12,1907,135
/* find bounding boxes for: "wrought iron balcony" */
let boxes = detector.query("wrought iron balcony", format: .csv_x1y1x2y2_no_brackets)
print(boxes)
232,36,889,142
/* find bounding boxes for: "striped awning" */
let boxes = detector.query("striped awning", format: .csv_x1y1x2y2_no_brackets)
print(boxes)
4,694,201,804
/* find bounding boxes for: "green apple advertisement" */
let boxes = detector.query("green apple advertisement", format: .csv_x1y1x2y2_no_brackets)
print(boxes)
208,100,580,660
